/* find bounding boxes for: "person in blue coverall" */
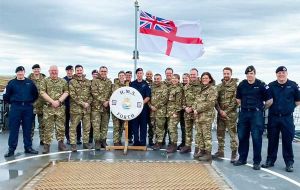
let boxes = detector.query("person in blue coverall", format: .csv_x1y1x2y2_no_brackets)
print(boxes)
233,65,273,170
3,66,39,157
130,68,151,146
261,66,300,172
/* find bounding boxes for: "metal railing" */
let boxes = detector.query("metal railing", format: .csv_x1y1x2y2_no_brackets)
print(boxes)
0,95,9,132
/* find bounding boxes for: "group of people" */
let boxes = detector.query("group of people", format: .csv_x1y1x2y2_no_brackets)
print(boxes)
3,64,300,173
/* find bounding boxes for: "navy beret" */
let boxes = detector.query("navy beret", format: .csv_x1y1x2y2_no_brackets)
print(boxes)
135,68,143,74
245,65,256,74
15,66,25,73
275,66,287,73
65,65,73,70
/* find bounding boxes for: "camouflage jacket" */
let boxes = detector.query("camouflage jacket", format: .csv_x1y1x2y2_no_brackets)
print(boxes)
40,77,69,104
149,82,169,117
112,80,126,92
217,78,238,114
193,84,217,118
91,77,112,112
182,80,201,118
164,79,172,87
28,73,46,113
167,84,183,117
183,80,202,108
69,74,92,114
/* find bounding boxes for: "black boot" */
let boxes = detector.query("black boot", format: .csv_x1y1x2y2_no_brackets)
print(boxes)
4,150,15,157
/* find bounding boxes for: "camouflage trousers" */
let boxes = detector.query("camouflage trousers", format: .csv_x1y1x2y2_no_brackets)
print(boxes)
184,112,198,147
91,111,110,141
216,113,238,152
155,117,168,143
148,115,155,141
70,113,90,144
168,114,180,144
31,113,44,142
194,115,215,152
112,115,124,143
43,106,65,145
149,117,156,141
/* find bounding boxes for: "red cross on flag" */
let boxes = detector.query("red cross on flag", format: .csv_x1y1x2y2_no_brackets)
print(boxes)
139,11,204,61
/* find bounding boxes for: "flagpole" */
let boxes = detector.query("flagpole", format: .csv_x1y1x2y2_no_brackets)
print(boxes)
133,0,139,80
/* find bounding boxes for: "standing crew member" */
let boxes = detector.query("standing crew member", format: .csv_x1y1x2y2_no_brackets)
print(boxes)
112,71,126,146
64,65,82,145
261,66,300,172
91,66,112,150
182,68,202,156
28,64,46,145
193,72,217,162
151,74,169,150
4,66,39,157
130,68,151,146
233,65,273,170
69,65,92,152
213,67,239,163
165,74,183,153
146,70,154,146
40,65,69,154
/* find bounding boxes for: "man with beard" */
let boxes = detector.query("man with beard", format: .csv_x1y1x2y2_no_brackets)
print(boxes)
69,65,92,151
213,67,239,163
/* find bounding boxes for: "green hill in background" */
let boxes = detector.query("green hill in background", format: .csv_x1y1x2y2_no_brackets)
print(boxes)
0,76,13,92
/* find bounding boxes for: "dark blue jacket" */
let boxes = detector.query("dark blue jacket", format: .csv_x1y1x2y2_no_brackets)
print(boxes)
130,79,151,99
269,79,300,115
4,78,38,104
236,79,272,110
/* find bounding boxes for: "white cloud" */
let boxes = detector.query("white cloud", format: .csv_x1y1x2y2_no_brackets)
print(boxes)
0,0,300,83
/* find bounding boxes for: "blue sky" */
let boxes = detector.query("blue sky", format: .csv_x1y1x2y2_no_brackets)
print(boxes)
0,0,300,83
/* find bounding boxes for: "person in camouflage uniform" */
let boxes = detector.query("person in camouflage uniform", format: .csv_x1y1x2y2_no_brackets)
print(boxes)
64,65,82,145
193,72,218,162
162,67,173,145
125,71,133,143
178,73,189,151
69,65,92,152
40,65,69,154
165,74,183,153
145,70,155,146
91,66,112,150
88,69,99,144
112,71,126,146
181,68,202,155
150,74,169,150
28,64,46,145
213,67,239,162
